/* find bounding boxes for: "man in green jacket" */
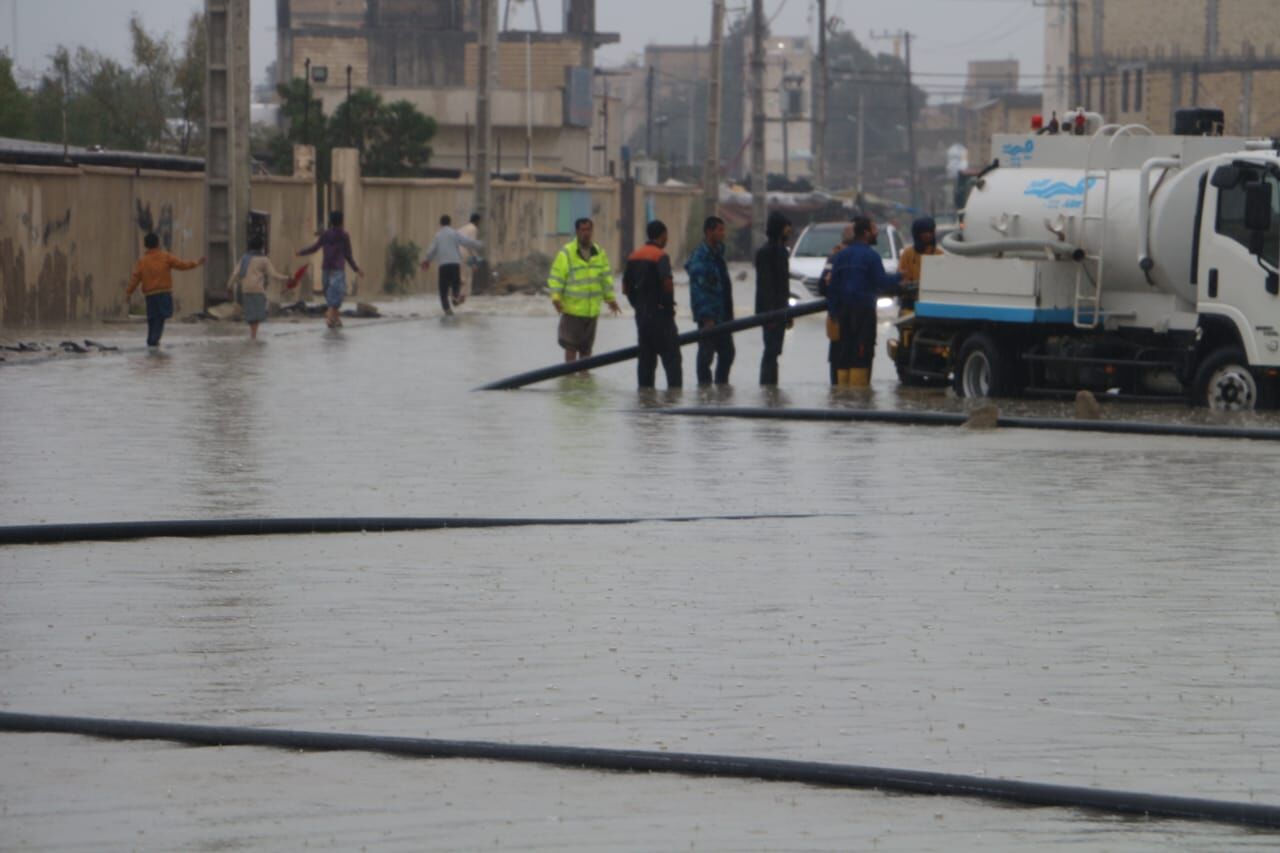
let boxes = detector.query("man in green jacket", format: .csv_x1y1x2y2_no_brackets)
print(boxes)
549,217,620,363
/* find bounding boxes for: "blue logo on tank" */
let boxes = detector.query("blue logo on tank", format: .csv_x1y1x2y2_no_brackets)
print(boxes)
1024,177,1099,209
1001,140,1035,166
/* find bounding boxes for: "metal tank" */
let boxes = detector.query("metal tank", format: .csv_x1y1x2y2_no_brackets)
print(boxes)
961,131,1256,304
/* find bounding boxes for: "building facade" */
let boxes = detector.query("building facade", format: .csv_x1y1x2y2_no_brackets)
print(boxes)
1042,0,1280,136
274,0,621,175
742,36,814,180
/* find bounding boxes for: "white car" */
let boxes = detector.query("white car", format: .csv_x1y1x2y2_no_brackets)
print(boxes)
788,221,903,312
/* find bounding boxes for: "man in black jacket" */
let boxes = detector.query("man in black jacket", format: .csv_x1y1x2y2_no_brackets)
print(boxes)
755,211,794,385
623,220,682,388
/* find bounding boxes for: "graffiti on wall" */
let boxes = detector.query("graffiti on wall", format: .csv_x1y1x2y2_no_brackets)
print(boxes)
135,200,175,250
17,209,73,246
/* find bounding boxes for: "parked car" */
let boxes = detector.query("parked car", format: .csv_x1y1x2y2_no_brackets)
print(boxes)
788,221,903,312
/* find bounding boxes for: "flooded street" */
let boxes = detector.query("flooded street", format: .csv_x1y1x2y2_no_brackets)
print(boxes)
3,283,1280,850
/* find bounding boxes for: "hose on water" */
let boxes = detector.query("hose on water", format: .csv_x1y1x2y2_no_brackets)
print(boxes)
476,299,830,391
0,513,834,546
1,711,1276,830
659,406,1280,442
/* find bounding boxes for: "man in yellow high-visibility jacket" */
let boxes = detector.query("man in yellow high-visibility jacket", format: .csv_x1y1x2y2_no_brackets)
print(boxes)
549,217,620,363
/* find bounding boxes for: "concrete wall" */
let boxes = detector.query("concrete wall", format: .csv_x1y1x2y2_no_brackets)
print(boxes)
329,149,700,295
0,155,699,325
0,163,315,328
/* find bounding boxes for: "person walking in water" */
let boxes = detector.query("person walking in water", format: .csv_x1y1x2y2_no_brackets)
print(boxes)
828,216,901,387
457,212,482,303
623,219,682,389
227,234,290,340
686,216,735,385
126,232,205,348
754,211,793,386
298,210,360,329
421,214,484,316
548,217,619,363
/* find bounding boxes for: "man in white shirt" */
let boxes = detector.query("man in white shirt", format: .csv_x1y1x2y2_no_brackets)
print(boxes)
457,213,482,304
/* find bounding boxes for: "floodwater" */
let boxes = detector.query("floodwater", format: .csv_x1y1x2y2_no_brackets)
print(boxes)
3,277,1280,851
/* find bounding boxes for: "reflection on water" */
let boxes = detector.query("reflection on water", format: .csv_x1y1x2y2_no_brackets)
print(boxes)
3,299,1280,850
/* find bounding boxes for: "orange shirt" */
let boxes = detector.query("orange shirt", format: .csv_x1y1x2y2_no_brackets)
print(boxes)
897,244,942,285
127,249,200,296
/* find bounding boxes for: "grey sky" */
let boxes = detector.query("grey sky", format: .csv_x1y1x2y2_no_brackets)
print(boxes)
3,0,1045,102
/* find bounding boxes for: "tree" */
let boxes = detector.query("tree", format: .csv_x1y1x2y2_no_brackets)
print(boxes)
329,88,383,154
260,84,436,178
20,16,207,153
823,29,927,191
0,54,32,138
365,99,436,177
173,13,207,154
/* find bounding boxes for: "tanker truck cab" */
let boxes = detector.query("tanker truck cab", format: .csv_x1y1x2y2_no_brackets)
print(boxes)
892,115,1280,410
1195,157,1280,408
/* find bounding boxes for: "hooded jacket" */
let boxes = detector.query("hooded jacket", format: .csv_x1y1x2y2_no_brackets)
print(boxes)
754,212,792,315
686,240,733,325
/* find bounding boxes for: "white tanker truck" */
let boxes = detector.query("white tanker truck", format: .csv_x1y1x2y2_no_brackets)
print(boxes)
890,108,1280,410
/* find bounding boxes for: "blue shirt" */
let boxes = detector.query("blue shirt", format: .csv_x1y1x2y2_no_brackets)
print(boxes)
686,241,734,324
828,242,901,315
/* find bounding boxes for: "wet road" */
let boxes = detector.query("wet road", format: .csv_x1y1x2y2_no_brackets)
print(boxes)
3,286,1280,850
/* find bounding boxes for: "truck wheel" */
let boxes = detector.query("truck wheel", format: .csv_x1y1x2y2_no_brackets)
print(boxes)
953,333,1011,399
1193,347,1262,411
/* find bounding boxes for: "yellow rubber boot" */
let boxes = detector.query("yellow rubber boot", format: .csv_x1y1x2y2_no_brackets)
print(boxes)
836,369,851,386
849,368,871,388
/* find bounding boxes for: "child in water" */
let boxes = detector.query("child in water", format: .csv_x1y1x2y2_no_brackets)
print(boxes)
228,235,290,340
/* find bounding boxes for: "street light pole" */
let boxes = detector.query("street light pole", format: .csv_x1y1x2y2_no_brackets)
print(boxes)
750,0,766,243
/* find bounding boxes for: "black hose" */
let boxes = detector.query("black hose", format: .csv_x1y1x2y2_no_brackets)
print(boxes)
0,513,832,546
477,299,830,390
660,406,1280,442
1,711,1276,830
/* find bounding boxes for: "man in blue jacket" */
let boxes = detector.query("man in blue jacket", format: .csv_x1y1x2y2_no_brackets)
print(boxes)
828,216,901,387
686,216,735,385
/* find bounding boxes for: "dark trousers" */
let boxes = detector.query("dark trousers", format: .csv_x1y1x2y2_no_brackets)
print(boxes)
696,324,735,385
636,315,682,388
760,324,786,385
438,263,462,313
145,292,173,347
835,306,877,369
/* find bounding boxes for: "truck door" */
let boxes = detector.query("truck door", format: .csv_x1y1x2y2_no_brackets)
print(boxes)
1198,164,1280,367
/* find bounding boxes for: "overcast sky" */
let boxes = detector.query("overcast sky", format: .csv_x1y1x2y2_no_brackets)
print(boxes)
3,0,1045,102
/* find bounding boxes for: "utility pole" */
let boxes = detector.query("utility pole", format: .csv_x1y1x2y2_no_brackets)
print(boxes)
1071,0,1081,107
686,80,695,171
856,90,865,202
872,29,918,212
474,0,497,291
204,0,250,306
703,0,724,217
781,58,789,181
645,64,655,159
813,0,828,189
750,0,767,243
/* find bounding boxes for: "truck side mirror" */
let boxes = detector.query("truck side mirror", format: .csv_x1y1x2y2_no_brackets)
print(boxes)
1245,181,1273,234
1210,165,1242,189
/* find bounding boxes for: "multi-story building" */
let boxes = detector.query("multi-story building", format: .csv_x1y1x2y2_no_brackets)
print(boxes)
963,60,1020,106
744,36,813,180
1042,0,1280,136
274,0,621,175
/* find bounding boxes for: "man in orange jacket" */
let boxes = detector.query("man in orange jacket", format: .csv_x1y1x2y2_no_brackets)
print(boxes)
127,232,205,347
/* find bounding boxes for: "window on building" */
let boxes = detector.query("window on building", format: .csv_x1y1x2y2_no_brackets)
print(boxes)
1122,70,1130,113
1134,69,1144,112
1099,73,1106,114
1085,76,1092,111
